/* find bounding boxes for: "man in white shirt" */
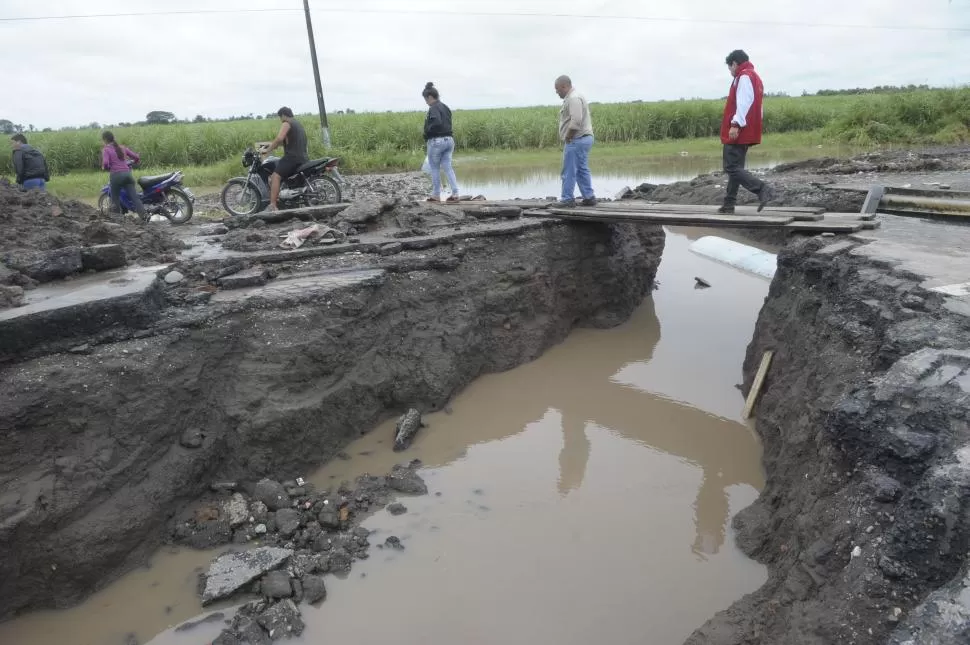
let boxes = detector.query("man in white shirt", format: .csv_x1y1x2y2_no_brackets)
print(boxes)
555,75,597,207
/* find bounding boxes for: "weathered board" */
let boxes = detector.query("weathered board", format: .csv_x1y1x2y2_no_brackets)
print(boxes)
604,202,826,216
525,208,796,227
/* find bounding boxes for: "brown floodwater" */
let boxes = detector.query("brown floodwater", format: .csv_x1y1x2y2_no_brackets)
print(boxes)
0,228,772,645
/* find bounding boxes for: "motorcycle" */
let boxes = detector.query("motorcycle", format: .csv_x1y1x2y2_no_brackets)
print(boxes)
219,145,344,216
97,164,195,224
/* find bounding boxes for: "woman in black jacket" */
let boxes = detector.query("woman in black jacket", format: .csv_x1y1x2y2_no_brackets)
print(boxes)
422,82,460,202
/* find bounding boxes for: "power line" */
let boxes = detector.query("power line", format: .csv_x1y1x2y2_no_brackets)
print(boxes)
1,7,969,33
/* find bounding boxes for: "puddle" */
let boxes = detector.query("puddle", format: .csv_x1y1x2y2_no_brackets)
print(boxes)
0,227,770,645
457,148,829,200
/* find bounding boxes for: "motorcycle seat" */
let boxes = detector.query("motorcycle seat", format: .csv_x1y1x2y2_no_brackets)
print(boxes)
138,173,177,188
295,158,330,174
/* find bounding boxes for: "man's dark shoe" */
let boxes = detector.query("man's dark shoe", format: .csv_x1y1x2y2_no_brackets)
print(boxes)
757,185,776,212
554,200,577,208
581,197,598,207
716,205,735,214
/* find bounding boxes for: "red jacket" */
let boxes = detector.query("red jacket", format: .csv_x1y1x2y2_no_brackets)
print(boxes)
721,61,764,145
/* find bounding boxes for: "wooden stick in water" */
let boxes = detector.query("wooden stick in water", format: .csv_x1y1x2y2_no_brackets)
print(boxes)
743,350,774,420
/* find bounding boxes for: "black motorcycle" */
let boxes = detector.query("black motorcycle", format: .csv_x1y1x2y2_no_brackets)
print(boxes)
220,147,344,216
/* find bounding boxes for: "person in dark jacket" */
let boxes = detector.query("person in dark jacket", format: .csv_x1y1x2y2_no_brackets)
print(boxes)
10,134,50,191
422,82,460,202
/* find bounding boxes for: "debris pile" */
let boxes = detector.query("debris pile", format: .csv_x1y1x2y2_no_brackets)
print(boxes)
0,183,186,307
174,461,427,644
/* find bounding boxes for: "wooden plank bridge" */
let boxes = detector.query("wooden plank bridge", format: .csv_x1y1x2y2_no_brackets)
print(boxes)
513,201,880,233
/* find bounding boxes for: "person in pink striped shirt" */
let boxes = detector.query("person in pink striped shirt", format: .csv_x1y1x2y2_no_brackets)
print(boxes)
101,131,146,218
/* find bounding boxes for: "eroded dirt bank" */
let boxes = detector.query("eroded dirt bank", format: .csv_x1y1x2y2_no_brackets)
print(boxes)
0,200,664,621
686,233,970,644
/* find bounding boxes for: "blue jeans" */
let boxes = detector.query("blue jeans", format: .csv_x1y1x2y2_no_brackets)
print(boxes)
561,135,595,202
22,178,46,191
427,136,459,198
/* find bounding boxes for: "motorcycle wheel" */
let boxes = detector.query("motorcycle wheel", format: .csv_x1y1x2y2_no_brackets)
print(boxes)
221,178,262,216
97,192,127,224
306,175,342,206
162,188,194,225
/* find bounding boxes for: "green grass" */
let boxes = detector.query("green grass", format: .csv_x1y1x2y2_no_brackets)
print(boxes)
6,88,969,181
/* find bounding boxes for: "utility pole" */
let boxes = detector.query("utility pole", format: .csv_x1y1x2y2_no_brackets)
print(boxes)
303,0,331,149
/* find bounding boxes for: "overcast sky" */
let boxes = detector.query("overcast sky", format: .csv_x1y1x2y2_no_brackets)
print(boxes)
2,0,969,128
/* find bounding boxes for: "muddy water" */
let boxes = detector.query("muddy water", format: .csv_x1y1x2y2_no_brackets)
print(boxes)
0,229,772,645
458,147,837,199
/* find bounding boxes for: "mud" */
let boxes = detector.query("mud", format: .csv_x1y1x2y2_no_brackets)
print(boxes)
0,195,664,622
0,184,187,300
631,147,970,218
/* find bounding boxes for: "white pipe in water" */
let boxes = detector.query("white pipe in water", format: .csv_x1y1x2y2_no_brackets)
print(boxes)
688,236,777,280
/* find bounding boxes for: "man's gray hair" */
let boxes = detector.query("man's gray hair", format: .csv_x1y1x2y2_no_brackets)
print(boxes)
555,75,572,86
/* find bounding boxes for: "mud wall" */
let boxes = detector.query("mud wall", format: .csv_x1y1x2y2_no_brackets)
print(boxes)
0,221,664,620
686,238,970,644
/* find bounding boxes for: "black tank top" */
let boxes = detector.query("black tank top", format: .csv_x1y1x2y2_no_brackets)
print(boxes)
284,119,309,161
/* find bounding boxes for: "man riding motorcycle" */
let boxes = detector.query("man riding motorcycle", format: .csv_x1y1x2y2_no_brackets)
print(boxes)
261,106,309,212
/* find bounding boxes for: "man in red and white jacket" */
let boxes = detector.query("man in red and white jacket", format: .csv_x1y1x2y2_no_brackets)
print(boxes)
718,50,776,213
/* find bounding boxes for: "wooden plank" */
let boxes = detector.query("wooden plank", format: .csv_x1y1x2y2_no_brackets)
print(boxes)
596,202,825,216
783,220,864,233
885,186,970,200
743,351,774,420
821,213,881,229
861,186,885,215
526,208,795,227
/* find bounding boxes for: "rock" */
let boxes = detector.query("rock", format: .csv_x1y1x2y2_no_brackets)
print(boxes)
886,427,937,461
224,494,249,528
0,262,18,285
210,481,238,493
380,242,404,256
218,267,269,290
175,611,226,632
254,524,267,535
275,508,302,538
0,285,25,308
2,247,83,282
68,343,92,355
260,571,293,599
870,473,902,502
387,503,407,516
201,546,293,604
256,599,305,638
387,465,428,495
215,614,271,645
80,244,126,272
301,574,327,604
385,536,405,551
327,547,353,572
250,500,269,522
254,479,290,511
164,270,184,285
179,428,205,449
318,508,340,530
393,408,423,451
291,577,303,604
200,224,230,236
338,198,394,224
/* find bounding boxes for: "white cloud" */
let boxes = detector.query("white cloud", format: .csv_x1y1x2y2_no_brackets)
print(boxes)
1,0,968,127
